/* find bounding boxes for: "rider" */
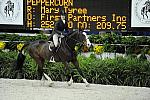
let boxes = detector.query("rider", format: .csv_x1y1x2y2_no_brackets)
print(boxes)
144,0,150,8
49,10,69,62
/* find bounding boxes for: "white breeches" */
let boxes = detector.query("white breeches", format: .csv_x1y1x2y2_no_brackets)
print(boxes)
53,33,64,47
53,34,59,47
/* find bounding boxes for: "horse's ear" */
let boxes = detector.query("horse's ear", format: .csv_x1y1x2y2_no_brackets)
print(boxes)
78,30,82,34
77,29,83,34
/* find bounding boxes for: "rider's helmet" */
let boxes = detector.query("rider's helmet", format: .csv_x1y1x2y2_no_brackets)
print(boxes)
60,10,66,20
60,10,66,16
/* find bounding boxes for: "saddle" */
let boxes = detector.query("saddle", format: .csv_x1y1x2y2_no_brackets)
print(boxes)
38,40,55,52
39,40,46,44
48,34,65,52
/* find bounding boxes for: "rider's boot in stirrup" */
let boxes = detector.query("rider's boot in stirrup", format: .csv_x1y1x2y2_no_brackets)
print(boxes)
49,56,55,62
49,47,57,62
52,47,57,52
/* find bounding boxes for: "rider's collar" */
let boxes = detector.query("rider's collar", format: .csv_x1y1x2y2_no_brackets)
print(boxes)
62,19,65,24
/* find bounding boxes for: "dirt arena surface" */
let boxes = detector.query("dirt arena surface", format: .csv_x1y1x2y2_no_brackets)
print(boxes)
0,79,150,100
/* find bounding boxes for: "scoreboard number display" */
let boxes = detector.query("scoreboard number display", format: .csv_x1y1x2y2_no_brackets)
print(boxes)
3,0,150,31
26,0,129,31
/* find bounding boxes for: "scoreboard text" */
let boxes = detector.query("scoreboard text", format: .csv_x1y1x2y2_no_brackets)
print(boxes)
26,0,129,31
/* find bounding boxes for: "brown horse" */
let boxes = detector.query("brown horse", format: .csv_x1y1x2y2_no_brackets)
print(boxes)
16,30,91,87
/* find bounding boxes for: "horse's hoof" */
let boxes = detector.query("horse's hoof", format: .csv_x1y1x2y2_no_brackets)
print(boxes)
68,83,72,86
49,82,54,87
85,83,90,87
68,81,73,86
16,73,23,79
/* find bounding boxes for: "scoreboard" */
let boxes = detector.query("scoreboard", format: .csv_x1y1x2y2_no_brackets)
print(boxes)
2,0,150,31
26,0,129,31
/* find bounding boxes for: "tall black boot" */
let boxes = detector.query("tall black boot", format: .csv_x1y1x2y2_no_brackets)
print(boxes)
49,47,57,62
52,47,57,53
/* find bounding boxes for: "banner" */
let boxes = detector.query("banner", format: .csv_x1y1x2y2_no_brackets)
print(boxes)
26,0,129,31
0,0,23,25
131,0,150,27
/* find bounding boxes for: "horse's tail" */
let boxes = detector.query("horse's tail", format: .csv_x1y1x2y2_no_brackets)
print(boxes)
15,43,29,78
19,42,29,53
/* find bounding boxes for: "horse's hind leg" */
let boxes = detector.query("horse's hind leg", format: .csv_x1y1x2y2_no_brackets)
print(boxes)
29,51,44,80
35,58,44,80
71,60,90,87
42,73,54,87
34,57,54,86
16,52,26,79
63,62,74,86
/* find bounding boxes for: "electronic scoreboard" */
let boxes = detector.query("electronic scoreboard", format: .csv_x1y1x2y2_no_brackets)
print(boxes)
0,0,150,31
26,0,129,31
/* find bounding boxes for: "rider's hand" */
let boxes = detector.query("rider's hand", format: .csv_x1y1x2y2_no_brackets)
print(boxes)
60,33,65,38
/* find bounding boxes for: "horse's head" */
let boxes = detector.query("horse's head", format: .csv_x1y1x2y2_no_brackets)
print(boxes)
69,30,91,48
81,31,91,48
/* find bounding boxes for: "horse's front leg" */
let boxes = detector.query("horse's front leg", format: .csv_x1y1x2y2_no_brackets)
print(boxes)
71,60,90,87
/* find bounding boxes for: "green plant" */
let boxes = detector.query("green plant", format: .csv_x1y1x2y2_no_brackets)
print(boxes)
0,34,48,51
0,51,17,78
0,51,150,87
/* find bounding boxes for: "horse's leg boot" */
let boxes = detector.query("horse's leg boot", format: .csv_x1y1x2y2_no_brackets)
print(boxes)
49,56,55,62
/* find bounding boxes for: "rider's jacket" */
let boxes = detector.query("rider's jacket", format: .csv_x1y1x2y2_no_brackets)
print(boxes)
48,18,69,41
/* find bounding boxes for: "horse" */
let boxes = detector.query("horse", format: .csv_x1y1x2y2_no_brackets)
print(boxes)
141,1,150,19
4,2,14,17
16,30,91,87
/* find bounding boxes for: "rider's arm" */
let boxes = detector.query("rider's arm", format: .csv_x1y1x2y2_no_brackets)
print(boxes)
65,20,69,33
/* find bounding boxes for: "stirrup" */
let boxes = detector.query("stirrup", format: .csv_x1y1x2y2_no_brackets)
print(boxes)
49,56,55,62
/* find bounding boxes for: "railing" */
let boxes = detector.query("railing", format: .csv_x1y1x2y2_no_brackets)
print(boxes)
95,44,149,47
0,32,51,36
0,41,25,43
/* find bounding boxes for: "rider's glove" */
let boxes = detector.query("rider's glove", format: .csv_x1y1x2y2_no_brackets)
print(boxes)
60,33,65,38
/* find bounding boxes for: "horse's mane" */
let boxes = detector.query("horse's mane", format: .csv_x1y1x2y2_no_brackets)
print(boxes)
66,31,77,37
66,30,82,38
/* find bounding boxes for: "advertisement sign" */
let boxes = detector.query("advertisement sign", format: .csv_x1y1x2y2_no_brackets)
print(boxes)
131,0,150,27
0,0,23,25
26,0,129,31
